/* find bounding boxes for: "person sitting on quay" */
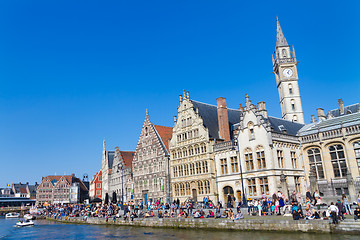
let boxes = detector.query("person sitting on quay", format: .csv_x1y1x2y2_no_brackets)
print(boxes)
206,210,214,218
234,210,244,220
193,210,201,219
354,207,360,221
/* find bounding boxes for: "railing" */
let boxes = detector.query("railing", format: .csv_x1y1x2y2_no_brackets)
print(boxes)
345,124,360,135
301,133,320,143
273,57,294,66
213,141,235,152
322,129,343,140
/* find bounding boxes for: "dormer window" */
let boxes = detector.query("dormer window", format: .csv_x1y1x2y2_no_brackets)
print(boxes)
278,125,286,132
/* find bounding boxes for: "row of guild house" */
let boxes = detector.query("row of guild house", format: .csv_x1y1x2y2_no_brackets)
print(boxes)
90,18,360,205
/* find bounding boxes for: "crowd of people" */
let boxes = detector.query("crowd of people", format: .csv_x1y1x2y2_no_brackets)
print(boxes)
37,191,360,225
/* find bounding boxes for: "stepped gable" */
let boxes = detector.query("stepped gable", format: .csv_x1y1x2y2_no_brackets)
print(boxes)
267,116,305,136
154,125,173,152
191,100,241,139
119,151,135,170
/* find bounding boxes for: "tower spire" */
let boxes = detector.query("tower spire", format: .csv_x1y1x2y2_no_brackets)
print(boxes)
276,17,288,47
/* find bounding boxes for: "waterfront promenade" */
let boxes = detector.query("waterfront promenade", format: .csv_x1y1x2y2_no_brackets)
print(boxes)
49,214,360,234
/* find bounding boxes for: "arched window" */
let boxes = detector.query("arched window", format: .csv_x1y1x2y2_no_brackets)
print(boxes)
288,83,293,94
202,161,206,173
329,144,347,178
291,99,295,110
282,49,287,58
244,148,254,171
293,115,298,122
256,146,266,169
196,162,200,174
248,122,255,140
354,141,360,172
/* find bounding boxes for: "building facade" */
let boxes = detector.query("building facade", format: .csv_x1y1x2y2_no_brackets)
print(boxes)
36,175,88,205
169,92,241,203
89,170,102,199
298,100,360,201
101,140,134,203
132,111,173,203
11,182,38,199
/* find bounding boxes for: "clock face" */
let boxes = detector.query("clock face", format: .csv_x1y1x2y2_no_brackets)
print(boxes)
283,68,293,78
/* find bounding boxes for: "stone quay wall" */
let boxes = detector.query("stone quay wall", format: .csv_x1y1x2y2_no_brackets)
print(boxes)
49,216,360,234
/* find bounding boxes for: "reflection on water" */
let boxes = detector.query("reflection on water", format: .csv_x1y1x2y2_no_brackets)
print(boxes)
0,217,358,240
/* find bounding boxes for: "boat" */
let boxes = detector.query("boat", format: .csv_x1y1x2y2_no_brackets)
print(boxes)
24,214,35,220
15,220,34,227
5,212,20,218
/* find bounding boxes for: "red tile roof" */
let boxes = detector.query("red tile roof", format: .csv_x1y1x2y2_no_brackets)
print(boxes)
19,188,27,193
119,151,135,170
154,125,173,152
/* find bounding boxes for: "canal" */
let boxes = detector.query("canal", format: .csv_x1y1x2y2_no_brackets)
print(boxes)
0,217,358,239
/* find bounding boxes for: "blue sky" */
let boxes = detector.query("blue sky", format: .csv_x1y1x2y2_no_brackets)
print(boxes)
0,1,359,187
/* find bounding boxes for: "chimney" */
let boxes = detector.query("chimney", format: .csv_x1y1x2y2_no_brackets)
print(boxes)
311,115,316,123
338,99,344,115
174,116,177,123
216,97,231,141
258,101,268,118
317,108,326,121
72,173,75,177
26,182,29,185
238,104,244,111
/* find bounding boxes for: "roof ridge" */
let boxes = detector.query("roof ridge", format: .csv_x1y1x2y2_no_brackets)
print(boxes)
190,99,241,112
329,103,360,112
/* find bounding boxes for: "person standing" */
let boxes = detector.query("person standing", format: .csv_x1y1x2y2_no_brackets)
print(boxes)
342,194,351,215
329,202,339,224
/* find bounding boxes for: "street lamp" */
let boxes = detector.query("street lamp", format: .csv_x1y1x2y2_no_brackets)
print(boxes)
117,164,124,211
235,138,247,207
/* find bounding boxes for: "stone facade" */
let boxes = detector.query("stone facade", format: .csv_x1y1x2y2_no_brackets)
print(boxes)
169,91,241,203
132,111,172,203
101,140,134,202
298,100,360,201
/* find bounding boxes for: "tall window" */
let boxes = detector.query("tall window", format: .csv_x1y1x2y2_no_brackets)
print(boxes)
190,163,194,175
196,162,200,174
186,183,191,195
282,49,287,57
259,177,269,195
291,151,297,168
294,177,301,193
204,180,210,194
248,178,257,196
230,156,239,173
288,83,293,94
180,183,185,195
220,158,228,174
277,150,284,168
198,181,204,195
244,149,254,171
354,141,360,172
329,144,347,178
256,147,266,169
248,122,255,140
291,99,295,110
174,184,179,196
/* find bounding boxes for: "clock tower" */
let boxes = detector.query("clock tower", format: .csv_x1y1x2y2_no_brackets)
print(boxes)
272,17,305,124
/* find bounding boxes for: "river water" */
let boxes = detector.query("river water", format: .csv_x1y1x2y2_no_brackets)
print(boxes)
0,217,358,240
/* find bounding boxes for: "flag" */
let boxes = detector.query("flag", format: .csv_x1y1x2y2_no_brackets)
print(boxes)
7,184,10,187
